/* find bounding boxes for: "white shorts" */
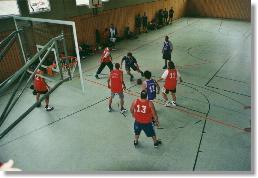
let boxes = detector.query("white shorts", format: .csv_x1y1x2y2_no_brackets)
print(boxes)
110,38,116,43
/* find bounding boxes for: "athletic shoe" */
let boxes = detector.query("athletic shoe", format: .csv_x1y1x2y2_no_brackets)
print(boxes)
162,65,167,69
171,101,177,107
134,140,138,146
95,75,100,79
36,103,41,108
154,140,162,148
164,101,171,107
120,108,127,113
45,106,54,111
108,106,113,112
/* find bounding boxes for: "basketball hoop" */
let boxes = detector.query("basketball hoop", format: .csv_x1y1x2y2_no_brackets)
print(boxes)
60,56,77,71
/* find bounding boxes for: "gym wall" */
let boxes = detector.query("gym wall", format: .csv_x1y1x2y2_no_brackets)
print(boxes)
0,32,23,83
186,0,251,21
0,0,188,83
71,0,187,45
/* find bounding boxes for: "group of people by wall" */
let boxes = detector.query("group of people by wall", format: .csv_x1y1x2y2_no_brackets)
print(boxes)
79,6,175,59
135,7,174,34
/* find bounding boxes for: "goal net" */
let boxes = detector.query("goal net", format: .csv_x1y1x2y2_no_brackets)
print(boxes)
13,16,85,92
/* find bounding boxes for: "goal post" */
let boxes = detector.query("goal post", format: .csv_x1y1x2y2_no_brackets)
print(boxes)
13,16,85,93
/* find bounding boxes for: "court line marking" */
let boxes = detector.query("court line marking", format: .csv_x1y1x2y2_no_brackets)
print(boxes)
84,77,247,133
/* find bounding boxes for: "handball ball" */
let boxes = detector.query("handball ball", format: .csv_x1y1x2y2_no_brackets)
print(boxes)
137,79,142,85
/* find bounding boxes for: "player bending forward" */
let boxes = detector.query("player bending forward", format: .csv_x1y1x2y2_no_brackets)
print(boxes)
160,61,182,107
121,52,144,81
130,90,162,148
108,63,127,113
33,68,54,111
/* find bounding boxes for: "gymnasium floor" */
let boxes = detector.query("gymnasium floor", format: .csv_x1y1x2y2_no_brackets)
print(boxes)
0,17,252,172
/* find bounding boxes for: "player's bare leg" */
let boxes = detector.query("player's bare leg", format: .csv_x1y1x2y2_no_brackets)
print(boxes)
171,92,177,106
127,70,134,81
108,97,113,112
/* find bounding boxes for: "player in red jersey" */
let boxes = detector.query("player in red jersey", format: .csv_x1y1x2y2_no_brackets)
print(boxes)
107,63,127,113
95,47,113,79
160,61,182,107
33,68,54,111
130,90,162,148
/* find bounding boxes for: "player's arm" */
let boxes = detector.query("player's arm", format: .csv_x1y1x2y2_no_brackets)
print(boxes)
121,72,126,90
170,41,173,52
177,70,183,83
142,81,147,91
154,80,160,94
149,101,159,126
121,57,125,69
130,100,136,118
160,69,168,81
132,56,139,68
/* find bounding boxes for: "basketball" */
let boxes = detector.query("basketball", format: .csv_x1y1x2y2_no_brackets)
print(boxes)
137,78,142,85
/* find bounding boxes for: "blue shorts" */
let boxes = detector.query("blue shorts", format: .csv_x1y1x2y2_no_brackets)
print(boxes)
134,121,156,137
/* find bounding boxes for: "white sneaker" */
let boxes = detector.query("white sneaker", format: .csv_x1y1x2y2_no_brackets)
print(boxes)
120,108,127,113
171,101,177,107
45,106,54,111
164,101,171,107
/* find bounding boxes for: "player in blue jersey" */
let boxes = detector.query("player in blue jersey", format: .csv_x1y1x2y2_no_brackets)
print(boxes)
142,70,160,101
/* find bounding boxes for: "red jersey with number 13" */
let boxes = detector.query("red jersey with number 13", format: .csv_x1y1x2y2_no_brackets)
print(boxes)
164,69,177,90
134,99,153,124
110,69,123,93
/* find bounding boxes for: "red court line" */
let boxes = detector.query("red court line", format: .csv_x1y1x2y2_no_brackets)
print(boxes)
84,77,247,133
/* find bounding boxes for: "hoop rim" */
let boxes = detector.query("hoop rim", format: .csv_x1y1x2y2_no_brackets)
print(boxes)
60,56,77,60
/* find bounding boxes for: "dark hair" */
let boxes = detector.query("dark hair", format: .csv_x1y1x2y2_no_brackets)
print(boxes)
115,63,120,69
140,90,147,99
39,66,46,72
127,52,132,56
144,70,151,79
168,61,175,69
165,36,169,41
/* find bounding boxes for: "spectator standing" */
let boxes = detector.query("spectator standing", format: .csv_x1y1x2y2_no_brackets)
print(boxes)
135,14,142,34
109,24,118,50
142,12,148,33
169,7,174,24
163,8,169,25
158,9,164,27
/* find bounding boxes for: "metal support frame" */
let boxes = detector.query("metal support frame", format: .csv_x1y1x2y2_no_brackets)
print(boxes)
0,33,71,139
0,35,63,94
0,42,56,127
0,29,23,60
0,77,70,139
13,16,85,93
